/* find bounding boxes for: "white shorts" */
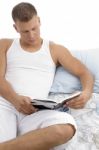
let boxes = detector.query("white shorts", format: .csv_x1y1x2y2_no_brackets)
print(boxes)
18,110,77,150
18,110,77,134
0,99,77,150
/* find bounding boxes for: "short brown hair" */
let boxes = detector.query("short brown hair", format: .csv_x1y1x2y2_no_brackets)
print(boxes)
12,2,37,22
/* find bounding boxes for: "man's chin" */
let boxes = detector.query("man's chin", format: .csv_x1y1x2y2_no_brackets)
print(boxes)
27,40,36,45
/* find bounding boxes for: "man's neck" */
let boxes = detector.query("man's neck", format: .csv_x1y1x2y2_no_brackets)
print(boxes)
20,38,43,52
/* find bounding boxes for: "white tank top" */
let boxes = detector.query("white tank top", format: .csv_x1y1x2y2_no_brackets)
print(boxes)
5,39,56,100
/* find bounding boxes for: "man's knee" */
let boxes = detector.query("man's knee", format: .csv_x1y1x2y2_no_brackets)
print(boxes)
52,123,76,145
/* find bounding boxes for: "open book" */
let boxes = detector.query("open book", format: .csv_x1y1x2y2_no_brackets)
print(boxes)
31,91,81,109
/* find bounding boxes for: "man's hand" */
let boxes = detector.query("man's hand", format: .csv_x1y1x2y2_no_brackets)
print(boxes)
64,91,92,109
12,95,38,114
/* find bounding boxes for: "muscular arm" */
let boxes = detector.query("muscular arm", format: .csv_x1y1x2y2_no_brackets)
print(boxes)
50,43,94,108
0,39,35,114
0,39,17,102
58,46,93,93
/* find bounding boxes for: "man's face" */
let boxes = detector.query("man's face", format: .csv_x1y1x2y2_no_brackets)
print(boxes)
14,16,41,45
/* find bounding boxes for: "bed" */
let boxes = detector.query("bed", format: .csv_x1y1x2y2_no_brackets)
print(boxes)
49,48,99,150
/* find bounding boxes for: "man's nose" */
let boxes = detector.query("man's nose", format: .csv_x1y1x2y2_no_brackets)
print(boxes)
28,31,35,38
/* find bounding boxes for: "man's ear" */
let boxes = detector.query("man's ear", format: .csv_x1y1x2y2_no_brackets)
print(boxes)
13,24,18,32
38,16,41,25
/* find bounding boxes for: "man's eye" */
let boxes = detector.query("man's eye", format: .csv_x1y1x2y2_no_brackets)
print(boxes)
32,28,36,31
25,31,29,33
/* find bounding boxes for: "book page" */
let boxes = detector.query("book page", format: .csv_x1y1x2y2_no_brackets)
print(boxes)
32,91,81,108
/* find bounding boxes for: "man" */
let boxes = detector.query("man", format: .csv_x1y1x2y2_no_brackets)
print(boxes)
0,2,94,150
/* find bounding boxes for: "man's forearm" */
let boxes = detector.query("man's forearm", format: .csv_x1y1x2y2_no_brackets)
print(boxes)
0,78,18,103
0,124,75,150
80,70,94,94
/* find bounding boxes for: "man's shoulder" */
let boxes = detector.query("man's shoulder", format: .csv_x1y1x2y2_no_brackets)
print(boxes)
49,41,68,52
49,41,72,65
49,41,69,57
0,38,14,52
0,38,13,45
49,42,66,65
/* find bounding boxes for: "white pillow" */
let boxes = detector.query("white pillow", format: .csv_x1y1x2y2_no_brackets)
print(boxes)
50,49,99,93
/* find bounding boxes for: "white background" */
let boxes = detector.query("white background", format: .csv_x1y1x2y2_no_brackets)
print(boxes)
0,0,99,50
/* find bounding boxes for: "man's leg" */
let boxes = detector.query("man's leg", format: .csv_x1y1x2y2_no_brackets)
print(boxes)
17,110,76,150
0,123,75,150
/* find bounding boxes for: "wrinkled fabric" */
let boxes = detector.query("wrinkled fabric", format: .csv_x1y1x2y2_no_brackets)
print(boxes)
49,93,99,150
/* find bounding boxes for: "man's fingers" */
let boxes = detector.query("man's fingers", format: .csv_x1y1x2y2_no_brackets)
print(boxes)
20,104,38,114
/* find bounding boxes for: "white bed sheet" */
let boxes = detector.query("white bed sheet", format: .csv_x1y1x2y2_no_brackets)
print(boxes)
49,93,99,150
